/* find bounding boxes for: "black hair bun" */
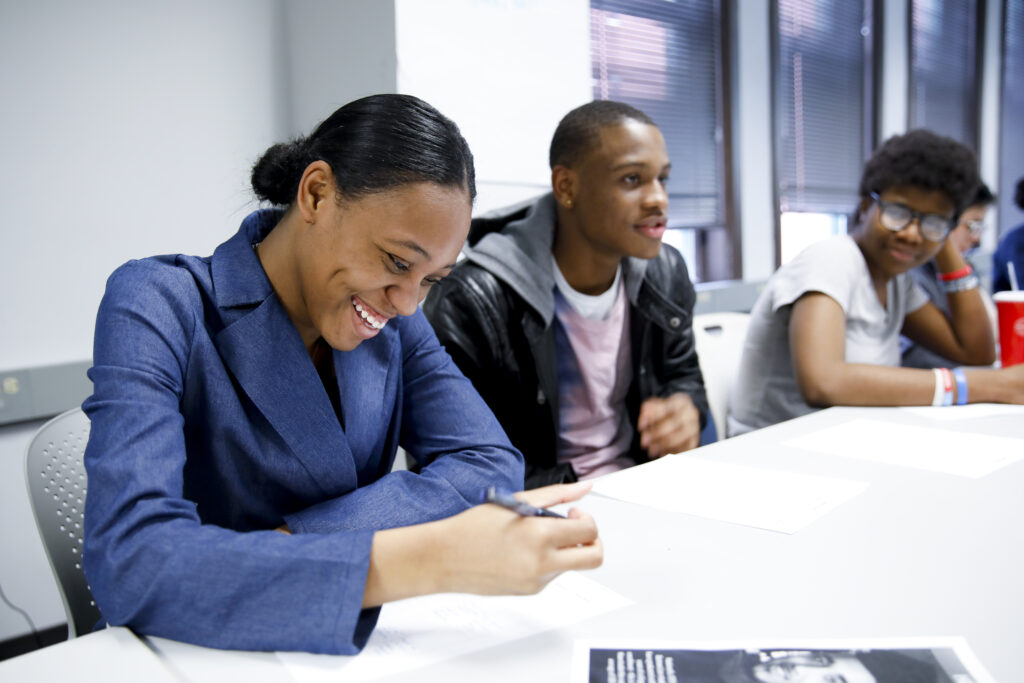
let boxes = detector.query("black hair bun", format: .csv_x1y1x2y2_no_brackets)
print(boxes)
251,138,310,206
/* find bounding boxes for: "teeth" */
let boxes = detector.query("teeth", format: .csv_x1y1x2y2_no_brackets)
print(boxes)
353,299,386,330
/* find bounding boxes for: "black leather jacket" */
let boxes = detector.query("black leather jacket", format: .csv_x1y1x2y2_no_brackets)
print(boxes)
423,194,708,488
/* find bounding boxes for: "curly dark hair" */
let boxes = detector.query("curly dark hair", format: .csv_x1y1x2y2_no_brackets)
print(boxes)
858,129,979,218
1016,177,1024,211
549,100,656,169
970,181,995,208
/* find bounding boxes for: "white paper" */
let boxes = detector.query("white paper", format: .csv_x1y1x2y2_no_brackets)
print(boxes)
571,636,996,683
783,418,1024,477
902,403,1024,421
277,572,632,683
590,455,867,534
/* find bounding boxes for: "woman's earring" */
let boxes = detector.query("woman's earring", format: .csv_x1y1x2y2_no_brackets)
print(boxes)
565,199,574,209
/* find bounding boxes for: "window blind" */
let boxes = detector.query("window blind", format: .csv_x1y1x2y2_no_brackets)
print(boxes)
773,0,870,215
590,0,724,230
909,0,980,147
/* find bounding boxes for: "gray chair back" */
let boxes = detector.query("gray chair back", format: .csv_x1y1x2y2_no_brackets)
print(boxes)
24,407,102,637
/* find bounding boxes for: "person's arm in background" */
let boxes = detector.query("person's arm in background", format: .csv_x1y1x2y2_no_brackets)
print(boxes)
789,291,1024,408
901,238,995,365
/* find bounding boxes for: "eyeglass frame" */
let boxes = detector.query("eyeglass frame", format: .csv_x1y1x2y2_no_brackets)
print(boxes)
869,192,956,242
964,220,985,237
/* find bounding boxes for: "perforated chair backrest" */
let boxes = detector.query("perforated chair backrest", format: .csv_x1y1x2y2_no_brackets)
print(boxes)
692,312,751,440
24,407,102,637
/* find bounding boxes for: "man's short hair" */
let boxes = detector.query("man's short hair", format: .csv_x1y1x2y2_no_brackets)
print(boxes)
549,100,656,170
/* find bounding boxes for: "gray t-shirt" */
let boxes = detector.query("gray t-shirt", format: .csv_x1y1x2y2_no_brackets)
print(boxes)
729,235,929,434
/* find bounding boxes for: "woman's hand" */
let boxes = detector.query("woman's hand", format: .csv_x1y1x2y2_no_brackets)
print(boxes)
968,362,1024,405
363,482,602,606
437,485,602,595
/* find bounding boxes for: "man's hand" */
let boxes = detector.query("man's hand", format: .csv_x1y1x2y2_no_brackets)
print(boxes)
637,392,701,459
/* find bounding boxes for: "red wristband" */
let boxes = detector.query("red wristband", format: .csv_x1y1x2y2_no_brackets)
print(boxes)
939,266,973,281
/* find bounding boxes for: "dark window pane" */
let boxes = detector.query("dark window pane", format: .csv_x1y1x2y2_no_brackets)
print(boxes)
773,0,869,215
591,0,726,238
909,0,980,147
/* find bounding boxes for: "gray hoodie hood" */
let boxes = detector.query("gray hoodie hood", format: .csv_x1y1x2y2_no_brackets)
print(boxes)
464,193,649,325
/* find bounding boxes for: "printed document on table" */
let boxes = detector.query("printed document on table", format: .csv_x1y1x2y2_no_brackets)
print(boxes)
783,418,1024,477
277,572,632,683
590,455,867,534
571,636,996,683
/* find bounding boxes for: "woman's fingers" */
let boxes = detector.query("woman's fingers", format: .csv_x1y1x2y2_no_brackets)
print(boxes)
536,511,599,549
516,480,593,508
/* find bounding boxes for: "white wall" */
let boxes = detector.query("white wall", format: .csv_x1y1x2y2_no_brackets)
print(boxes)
395,0,592,215
0,0,284,373
0,419,62,642
879,0,909,142
733,0,776,281
281,0,397,135
0,0,283,644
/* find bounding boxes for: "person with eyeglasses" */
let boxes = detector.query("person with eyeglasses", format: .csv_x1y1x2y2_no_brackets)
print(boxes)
728,129,1024,435
901,183,998,369
992,177,1024,294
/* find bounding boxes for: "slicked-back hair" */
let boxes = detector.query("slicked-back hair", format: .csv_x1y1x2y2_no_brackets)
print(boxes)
549,100,657,170
251,94,475,206
858,129,979,219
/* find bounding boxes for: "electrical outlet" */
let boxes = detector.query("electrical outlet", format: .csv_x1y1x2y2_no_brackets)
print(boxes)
0,369,34,422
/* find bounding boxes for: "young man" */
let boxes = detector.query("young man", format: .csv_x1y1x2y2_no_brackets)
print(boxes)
901,183,997,369
424,101,709,488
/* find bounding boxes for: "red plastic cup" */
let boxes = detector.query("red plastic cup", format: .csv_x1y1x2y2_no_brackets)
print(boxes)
995,291,1024,367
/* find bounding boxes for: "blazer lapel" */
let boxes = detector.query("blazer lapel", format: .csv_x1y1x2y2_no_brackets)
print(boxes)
210,211,357,494
333,335,397,486
216,299,356,493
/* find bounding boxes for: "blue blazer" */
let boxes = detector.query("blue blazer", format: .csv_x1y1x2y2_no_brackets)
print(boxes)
82,210,523,654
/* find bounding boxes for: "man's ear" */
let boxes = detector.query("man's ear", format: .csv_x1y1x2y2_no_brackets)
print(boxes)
854,195,872,226
296,160,335,223
551,165,578,209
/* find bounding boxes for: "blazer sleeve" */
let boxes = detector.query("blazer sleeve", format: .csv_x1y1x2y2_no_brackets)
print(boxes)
83,261,377,654
284,309,524,533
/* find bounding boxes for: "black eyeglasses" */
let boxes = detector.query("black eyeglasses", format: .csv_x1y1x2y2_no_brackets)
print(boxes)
870,193,955,242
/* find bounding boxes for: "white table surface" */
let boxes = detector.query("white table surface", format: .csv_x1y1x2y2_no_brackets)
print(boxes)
8,406,1023,682
0,627,177,682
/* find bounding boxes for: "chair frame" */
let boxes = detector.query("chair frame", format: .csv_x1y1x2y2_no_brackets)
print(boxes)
24,407,102,638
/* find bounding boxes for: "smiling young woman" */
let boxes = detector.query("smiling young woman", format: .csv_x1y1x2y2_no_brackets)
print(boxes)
730,129,1024,434
81,94,602,655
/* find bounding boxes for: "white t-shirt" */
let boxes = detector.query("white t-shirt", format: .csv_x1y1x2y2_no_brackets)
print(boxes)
729,235,929,434
551,258,635,479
